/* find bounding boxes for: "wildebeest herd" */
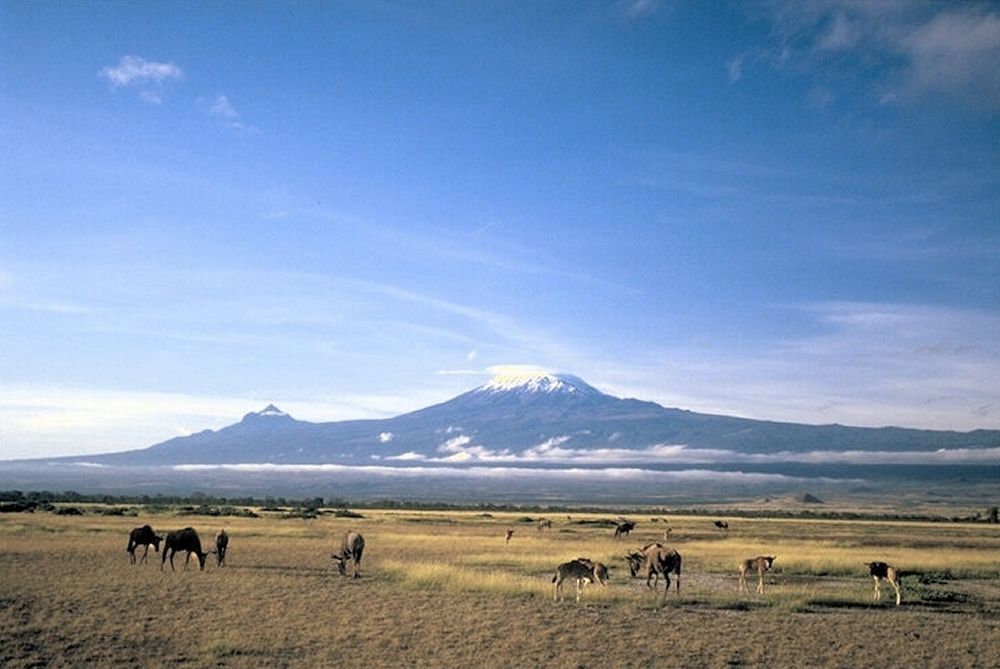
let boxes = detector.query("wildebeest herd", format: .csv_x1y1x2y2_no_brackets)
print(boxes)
127,518,903,607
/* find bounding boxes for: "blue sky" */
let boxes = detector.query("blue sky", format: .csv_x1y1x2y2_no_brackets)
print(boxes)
1,1,998,458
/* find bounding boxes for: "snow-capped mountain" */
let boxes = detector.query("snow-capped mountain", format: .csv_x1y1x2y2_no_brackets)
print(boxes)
49,371,1000,466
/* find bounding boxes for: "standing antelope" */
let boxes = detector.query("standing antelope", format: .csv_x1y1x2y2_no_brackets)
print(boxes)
866,561,901,606
738,555,776,594
625,543,682,595
161,527,212,571
614,520,636,539
552,558,609,603
215,529,229,567
126,525,163,564
331,531,365,578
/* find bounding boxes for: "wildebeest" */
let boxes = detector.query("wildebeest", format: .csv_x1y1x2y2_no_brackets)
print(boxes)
866,561,902,606
714,520,729,531
552,558,609,602
504,529,514,545
161,527,212,571
738,555,776,594
614,520,636,539
537,519,552,531
126,525,162,564
331,531,365,578
215,529,229,567
625,543,682,595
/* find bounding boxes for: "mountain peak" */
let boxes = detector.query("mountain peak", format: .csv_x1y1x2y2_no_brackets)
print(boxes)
242,404,292,422
476,369,600,397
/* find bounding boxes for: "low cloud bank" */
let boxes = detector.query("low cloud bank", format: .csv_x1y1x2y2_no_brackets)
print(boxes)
385,438,1000,465
171,463,844,484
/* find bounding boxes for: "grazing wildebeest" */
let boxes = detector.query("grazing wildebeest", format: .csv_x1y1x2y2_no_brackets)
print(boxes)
537,519,552,531
714,520,729,531
126,525,162,564
161,527,212,571
625,543,682,595
738,555,776,594
215,529,229,567
552,558,609,603
866,561,901,606
504,529,514,545
614,520,636,539
331,531,365,578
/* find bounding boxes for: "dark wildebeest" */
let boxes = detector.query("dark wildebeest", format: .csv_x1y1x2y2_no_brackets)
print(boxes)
537,519,552,531
866,561,901,606
625,543,682,595
331,531,365,578
161,527,212,571
739,555,776,594
504,529,514,545
215,529,229,567
126,525,163,564
614,520,636,540
552,558,609,602
714,520,729,531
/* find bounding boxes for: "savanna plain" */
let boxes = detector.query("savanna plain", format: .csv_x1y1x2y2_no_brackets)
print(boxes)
1,507,999,669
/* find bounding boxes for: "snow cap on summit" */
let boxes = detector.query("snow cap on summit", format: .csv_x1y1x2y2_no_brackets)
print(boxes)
476,365,599,396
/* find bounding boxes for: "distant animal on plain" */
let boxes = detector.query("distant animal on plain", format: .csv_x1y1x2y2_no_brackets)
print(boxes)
663,527,673,541
552,558,609,602
714,520,729,531
331,531,365,578
625,543,682,594
537,519,552,531
215,529,229,567
614,520,636,539
504,529,514,545
161,527,212,571
738,555,776,594
126,525,163,565
866,561,901,606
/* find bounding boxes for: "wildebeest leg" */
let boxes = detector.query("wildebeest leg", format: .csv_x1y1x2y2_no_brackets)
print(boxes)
757,568,765,595
575,578,582,603
140,545,149,564
890,578,901,606
872,575,881,602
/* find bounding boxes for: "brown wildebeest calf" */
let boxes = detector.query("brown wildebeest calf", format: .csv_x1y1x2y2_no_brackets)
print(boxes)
738,555,776,594
552,558,609,603
614,520,635,539
161,527,212,571
866,561,901,606
625,543,682,595
331,531,365,578
215,529,229,567
126,525,162,564
504,529,514,545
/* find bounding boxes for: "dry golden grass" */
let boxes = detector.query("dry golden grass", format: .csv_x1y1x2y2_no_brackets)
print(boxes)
1,509,998,668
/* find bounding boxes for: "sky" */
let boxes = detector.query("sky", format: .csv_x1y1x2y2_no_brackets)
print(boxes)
1,1,998,459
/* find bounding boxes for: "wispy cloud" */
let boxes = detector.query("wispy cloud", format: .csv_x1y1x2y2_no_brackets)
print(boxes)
207,94,238,119
200,94,260,134
744,3,1000,112
600,301,1000,431
99,55,182,103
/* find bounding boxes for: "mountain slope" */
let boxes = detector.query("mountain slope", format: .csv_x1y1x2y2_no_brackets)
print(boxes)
66,372,1000,465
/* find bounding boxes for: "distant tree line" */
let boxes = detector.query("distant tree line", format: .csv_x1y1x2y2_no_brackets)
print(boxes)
0,489,996,524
